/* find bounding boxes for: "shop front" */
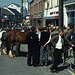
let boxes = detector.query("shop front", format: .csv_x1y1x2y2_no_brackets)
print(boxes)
37,14,42,27
44,7,59,27
30,13,43,28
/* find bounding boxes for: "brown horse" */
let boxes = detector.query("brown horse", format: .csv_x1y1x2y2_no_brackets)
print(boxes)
7,30,29,58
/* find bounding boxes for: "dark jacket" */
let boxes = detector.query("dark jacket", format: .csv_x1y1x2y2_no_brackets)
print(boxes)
50,35,59,47
63,28,73,45
51,35,72,48
40,32,50,45
26,32,39,49
72,32,75,45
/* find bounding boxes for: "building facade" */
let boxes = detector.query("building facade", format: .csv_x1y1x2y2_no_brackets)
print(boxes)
63,0,75,27
44,0,59,26
0,6,22,27
30,0,44,27
30,0,75,27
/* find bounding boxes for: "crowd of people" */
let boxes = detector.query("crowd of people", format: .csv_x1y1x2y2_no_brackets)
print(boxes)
0,23,75,73
26,23,75,73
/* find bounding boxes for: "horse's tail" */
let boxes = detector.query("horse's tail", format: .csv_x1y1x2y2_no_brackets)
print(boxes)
6,34,10,54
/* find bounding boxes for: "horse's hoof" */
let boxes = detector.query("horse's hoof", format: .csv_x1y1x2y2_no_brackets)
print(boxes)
0,52,1,55
3,52,7,55
2,50,7,55
8,55,13,58
13,54,16,57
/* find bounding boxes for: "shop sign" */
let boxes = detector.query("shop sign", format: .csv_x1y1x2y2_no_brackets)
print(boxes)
55,16,58,19
50,11,59,15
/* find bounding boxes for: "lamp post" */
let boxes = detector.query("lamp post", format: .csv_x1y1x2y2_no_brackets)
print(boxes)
59,0,63,30
22,0,23,22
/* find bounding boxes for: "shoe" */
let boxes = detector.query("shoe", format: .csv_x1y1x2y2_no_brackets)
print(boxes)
28,64,32,66
38,63,43,66
50,67,58,73
45,63,48,66
33,65,39,67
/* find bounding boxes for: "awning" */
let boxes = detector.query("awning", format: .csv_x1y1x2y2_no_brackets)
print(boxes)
44,16,54,19
44,16,58,19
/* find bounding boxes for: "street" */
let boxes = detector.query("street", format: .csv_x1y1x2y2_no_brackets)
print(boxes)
0,44,75,75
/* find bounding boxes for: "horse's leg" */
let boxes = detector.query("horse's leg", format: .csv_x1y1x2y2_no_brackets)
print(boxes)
15,42,21,56
1,41,7,55
8,43,13,58
6,39,9,54
0,40,2,55
0,47,2,55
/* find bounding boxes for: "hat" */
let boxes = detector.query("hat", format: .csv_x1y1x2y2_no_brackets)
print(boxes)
68,23,74,29
43,27,47,30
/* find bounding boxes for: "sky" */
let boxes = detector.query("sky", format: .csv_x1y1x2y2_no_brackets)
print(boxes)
0,0,32,6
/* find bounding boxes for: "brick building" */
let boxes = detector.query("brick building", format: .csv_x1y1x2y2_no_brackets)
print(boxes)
30,0,44,27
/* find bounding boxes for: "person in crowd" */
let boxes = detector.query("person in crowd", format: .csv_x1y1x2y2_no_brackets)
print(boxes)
36,27,42,64
39,27,50,66
50,29,63,73
11,26,15,30
26,26,39,67
72,28,75,64
36,27,41,41
44,26,59,65
63,23,73,60
49,25,55,33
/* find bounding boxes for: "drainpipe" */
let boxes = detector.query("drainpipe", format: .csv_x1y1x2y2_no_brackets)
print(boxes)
22,0,23,22
59,0,63,30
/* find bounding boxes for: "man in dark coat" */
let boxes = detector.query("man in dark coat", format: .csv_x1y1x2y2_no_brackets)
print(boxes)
50,29,72,73
39,27,50,66
72,28,75,65
26,26,39,66
63,23,73,60
49,29,63,72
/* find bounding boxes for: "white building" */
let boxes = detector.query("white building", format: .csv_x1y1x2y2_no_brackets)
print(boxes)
44,0,75,27
8,3,21,13
63,0,75,27
23,1,30,17
44,0,59,26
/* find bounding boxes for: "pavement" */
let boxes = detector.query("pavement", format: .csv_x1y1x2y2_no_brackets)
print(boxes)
0,44,75,75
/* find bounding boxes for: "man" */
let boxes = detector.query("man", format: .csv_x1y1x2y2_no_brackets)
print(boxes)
50,29,63,73
39,27,50,66
72,28,75,65
36,27,41,64
26,26,39,66
44,26,59,64
63,23,73,60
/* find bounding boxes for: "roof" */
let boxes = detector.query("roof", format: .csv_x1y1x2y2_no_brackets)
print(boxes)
8,8,21,15
0,8,14,15
8,3,20,7
30,0,34,4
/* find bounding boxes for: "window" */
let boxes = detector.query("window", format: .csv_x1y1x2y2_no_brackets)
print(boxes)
49,0,52,8
11,5,13,7
54,0,58,7
57,0,59,6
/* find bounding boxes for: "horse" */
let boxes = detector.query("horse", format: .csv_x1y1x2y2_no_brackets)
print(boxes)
7,30,29,58
0,29,7,55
